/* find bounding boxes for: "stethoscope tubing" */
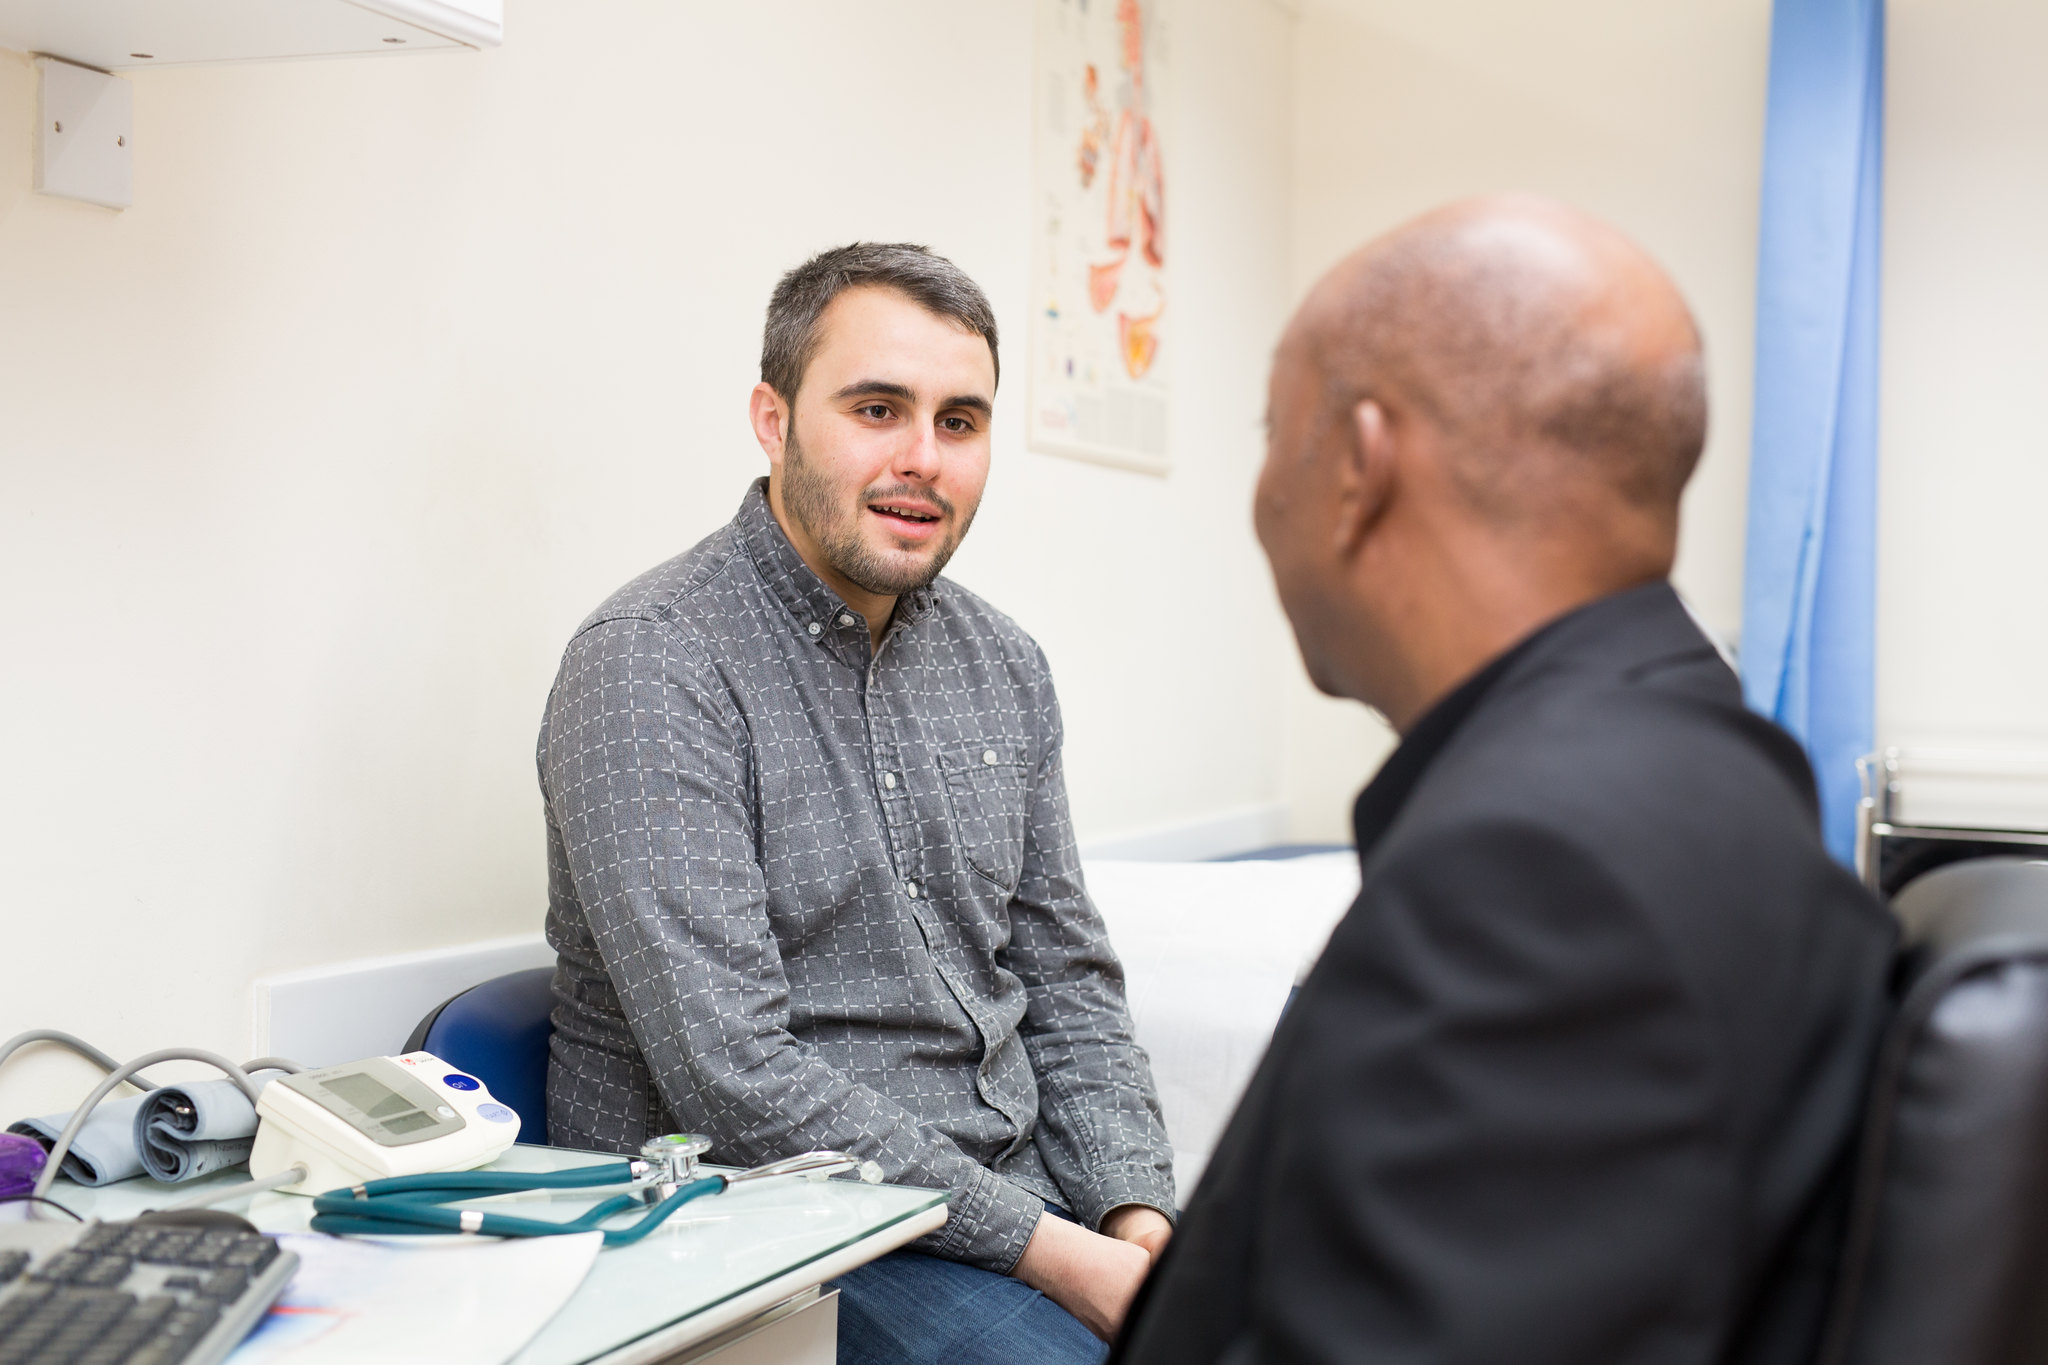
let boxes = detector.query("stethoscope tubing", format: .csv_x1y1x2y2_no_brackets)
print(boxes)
309,1173,727,1246
333,1160,642,1200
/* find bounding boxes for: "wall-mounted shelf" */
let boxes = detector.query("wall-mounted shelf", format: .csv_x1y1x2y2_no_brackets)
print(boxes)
0,0,502,70
6,1,500,210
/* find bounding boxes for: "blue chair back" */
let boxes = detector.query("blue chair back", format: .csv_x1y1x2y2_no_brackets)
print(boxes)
404,967,555,1142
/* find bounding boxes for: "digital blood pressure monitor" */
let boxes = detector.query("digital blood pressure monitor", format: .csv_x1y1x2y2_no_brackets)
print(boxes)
249,1051,521,1194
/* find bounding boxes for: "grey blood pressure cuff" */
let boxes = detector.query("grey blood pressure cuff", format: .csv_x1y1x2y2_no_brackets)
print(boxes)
133,1079,268,1182
8,1096,149,1186
8,1077,268,1185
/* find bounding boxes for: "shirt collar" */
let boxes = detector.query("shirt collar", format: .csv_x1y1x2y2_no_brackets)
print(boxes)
1349,633,1529,864
734,478,938,647
1347,580,1707,864
1347,586,1636,862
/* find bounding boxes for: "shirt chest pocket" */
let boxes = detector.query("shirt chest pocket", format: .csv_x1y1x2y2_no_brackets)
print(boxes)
939,742,1032,892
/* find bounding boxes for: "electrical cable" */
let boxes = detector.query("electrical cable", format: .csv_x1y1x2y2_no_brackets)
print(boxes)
0,1030,163,1090
153,1165,310,1212
239,1058,305,1076
0,1194,83,1221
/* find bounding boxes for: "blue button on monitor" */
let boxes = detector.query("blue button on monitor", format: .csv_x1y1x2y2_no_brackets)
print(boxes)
476,1102,516,1124
442,1074,481,1092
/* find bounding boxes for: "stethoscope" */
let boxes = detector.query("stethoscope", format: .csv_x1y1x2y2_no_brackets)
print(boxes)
308,1134,884,1247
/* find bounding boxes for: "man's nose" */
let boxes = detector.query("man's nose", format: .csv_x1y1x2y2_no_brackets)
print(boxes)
894,419,941,483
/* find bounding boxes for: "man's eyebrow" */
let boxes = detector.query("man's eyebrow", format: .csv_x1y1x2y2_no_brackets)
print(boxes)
830,380,992,418
830,380,917,404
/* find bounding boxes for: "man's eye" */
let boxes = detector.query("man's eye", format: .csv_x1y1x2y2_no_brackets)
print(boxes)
941,416,976,433
860,404,892,420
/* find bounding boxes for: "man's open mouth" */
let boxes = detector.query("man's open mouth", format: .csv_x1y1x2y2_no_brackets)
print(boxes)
869,502,942,526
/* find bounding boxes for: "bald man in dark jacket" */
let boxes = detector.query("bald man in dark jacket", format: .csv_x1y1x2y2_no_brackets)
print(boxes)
1112,199,1894,1365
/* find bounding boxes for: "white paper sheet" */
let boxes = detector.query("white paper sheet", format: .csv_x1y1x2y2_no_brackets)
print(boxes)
228,1231,602,1365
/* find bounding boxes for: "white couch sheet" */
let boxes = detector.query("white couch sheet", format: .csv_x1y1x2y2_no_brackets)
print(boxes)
1083,854,1359,1201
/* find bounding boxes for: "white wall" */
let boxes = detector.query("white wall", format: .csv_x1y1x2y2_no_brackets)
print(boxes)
24,0,2036,1131
1881,0,2048,758
0,0,1301,1119
1278,0,1774,839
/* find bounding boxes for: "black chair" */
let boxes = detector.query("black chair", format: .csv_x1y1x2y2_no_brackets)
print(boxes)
1821,857,2048,1364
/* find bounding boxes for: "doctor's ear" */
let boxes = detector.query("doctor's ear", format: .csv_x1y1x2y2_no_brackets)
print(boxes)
750,383,791,464
1331,398,1395,555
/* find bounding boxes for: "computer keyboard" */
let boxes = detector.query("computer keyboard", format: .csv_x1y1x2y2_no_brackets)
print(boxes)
0,1216,297,1365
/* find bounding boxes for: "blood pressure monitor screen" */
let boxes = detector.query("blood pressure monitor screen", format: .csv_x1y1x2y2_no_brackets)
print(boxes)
280,1057,467,1148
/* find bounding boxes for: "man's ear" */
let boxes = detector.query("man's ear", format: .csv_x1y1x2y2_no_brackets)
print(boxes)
1332,398,1395,555
750,382,790,466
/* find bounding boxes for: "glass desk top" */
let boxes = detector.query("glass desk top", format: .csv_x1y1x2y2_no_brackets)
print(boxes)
50,1143,951,1365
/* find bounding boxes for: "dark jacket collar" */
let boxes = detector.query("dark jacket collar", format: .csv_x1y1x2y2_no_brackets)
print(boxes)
734,477,937,645
1351,580,1715,860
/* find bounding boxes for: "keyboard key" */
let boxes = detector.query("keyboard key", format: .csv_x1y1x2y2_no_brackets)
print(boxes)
0,1295,70,1360
27,1250,93,1283
36,1305,130,1362
221,1238,280,1272
140,1231,202,1264
77,1256,131,1288
182,1233,239,1267
161,1300,222,1343
0,1279,55,1328
75,1225,125,1253
197,1267,250,1300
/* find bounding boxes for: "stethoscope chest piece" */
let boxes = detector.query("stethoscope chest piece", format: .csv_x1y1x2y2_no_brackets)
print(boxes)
639,1133,715,1203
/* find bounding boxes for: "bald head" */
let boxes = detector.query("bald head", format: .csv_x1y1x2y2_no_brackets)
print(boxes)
1293,195,1706,523
1258,196,1709,729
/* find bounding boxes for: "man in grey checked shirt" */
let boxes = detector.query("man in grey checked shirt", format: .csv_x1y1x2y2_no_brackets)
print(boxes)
539,243,1175,1362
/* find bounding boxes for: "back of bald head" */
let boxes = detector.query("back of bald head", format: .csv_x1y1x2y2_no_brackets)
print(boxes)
1304,196,1707,526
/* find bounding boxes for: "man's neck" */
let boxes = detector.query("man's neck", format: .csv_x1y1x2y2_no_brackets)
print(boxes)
765,477,898,651
1373,566,1660,734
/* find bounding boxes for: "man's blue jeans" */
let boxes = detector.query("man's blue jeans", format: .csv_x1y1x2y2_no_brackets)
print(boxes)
831,1208,1107,1365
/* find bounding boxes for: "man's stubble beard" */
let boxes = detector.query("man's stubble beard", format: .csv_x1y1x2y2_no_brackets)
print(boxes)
779,421,976,598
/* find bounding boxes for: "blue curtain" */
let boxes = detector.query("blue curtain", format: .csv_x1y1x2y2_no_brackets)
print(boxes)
1740,0,1884,865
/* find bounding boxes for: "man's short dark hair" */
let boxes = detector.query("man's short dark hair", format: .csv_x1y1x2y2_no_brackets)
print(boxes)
760,243,1000,403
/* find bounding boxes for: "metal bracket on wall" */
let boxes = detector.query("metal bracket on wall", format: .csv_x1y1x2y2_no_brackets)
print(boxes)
34,56,132,210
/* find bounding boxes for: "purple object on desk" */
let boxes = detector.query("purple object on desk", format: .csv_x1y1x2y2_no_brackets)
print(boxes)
0,1131,46,1199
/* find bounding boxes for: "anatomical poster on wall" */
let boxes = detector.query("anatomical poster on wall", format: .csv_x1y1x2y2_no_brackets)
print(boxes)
1029,0,1171,475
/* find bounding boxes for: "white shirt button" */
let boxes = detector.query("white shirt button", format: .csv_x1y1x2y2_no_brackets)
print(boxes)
838,613,855,628
883,772,897,790
982,749,998,765
905,880,921,899
806,621,823,637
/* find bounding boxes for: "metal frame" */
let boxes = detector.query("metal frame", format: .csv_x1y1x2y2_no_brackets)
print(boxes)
1857,747,2048,894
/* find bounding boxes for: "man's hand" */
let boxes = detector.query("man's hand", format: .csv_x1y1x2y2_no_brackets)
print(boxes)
1100,1203,1173,1259
1012,1210,1152,1341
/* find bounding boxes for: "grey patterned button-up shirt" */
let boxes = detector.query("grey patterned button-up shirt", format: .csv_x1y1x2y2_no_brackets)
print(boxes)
539,480,1175,1272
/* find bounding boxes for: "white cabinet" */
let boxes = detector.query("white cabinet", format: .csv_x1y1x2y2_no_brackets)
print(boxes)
0,0,501,70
